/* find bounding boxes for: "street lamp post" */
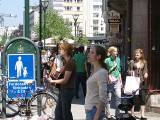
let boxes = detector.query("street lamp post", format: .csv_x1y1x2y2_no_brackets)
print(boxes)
41,0,49,50
77,23,80,37
73,14,79,37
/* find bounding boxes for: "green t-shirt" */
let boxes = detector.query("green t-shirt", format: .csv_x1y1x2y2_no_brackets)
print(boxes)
104,56,121,78
74,54,87,72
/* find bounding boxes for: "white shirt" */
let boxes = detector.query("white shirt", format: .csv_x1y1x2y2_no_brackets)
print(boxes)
85,68,108,110
41,54,48,64
54,55,64,72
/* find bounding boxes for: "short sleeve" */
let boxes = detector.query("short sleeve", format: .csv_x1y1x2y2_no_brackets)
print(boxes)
65,59,76,72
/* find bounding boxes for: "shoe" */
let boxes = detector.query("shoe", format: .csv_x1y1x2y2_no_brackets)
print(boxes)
106,116,111,120
116,117,120,120
75,96,79,99
141,117,147,120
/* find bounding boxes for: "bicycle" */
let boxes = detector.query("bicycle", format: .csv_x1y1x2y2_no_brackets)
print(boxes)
0,74,57,119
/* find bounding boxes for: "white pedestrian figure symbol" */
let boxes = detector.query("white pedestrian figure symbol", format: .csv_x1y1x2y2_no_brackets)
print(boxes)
23,67,28,78
15,56,23,78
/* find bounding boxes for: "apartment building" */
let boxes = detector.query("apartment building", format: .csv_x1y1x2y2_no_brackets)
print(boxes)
29,0,105,38
92,2,106,36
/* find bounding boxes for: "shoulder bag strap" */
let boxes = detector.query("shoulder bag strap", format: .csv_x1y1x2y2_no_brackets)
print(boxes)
57,58,73,78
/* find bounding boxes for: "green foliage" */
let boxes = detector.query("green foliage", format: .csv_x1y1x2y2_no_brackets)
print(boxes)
34,9,72,42
73,35,89,46
0,35,7,45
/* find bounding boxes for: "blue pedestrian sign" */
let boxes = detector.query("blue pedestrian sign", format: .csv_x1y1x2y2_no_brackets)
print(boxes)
7,54,35,98
8,54,35,80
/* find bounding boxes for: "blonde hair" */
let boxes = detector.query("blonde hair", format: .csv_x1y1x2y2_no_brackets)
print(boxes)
134,49,146,68
107,46,118,57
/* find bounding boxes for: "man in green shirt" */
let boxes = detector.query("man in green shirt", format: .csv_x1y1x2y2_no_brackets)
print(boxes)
74,46,88,99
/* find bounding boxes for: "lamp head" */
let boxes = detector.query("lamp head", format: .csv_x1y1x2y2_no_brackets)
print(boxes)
73,14,79,21
41,0,49,10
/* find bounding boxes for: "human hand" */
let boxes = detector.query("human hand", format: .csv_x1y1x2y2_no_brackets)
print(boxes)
46,75,52,83
121,81,123,88
144,73,148,79
107,79,112,85
129,70,134,75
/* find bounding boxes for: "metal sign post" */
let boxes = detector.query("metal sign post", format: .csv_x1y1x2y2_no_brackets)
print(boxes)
2,37,41,119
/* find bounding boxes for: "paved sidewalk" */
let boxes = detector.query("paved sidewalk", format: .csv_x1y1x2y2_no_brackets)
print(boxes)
71,86,160,120
0,86,160,120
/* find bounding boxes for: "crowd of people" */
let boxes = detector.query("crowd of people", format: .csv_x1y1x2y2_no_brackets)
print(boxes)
40,43,148,120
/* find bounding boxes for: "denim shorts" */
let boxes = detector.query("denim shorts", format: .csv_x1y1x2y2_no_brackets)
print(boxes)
85,106,105,120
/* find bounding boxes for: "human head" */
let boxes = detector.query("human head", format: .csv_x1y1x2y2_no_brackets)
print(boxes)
134,49,145,63
60,43,73,57
86,48,90,55
107,46,118,57
88,46,107,69
41,50,46,55
78,46,84,53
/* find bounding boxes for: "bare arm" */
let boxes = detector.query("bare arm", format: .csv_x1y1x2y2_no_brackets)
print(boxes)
119,74,123,88
94,100,105,120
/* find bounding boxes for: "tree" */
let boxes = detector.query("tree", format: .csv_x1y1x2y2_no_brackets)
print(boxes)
34,9,72,42
10,25,23,39
0,34,7,45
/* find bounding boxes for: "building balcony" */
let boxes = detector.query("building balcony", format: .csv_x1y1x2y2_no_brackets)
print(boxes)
107,0,127,13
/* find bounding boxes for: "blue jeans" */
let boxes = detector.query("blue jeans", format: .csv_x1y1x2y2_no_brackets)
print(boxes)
85,106,105,120
105,80,121,117
55,88,74,120
75,72,87,97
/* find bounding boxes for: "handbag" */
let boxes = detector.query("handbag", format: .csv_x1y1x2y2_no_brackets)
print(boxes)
108,75,117,84
124,72,140,95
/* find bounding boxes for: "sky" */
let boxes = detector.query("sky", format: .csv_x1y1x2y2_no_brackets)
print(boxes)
0,0,102,27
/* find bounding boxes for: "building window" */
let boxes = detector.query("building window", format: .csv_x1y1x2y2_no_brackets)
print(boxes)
93,13,99,17
64,0,72,3
93,5,99,11
64,6,72,11
93,27,98,31
101,27,104,31
93,20,98,26
77,7,80,11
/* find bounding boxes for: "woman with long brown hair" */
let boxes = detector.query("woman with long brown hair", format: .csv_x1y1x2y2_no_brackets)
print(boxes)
85,46,108,120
